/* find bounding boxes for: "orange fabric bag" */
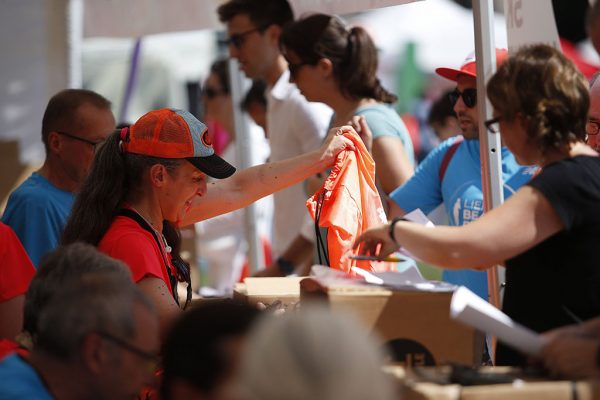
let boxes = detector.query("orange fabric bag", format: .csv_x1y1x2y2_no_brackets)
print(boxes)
307,130,394,274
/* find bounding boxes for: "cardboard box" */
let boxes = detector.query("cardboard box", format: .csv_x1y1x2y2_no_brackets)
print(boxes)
233,277,303,308
301,278,484,367
387,366,600,400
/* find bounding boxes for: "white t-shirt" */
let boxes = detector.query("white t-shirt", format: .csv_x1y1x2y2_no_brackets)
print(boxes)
267,70,332,257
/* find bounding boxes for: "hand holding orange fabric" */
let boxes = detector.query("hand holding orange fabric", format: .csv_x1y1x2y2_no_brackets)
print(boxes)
307,127,392,274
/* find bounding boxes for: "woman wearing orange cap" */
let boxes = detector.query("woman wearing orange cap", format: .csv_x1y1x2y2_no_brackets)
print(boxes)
354,44,600,366
62,108,353,336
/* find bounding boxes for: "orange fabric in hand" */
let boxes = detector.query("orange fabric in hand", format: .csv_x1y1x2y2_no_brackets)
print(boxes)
307,130,393,274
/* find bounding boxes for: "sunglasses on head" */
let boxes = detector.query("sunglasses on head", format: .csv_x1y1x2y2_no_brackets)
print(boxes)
448,88,477,108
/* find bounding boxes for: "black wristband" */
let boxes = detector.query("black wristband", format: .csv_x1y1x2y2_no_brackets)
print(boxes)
389,217,406,246
596,342,600,368
276,257,295,275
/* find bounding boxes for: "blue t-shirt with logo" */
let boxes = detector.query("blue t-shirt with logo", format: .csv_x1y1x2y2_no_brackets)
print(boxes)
2,173,75,268
390,136,537,299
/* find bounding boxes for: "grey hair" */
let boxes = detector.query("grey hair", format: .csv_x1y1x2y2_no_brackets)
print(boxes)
24,242,133,337
237,305,397,400
34,253,155,360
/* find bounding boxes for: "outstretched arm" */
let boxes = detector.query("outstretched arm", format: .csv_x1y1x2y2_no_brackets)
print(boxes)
354,186,564,269
182,127,355,225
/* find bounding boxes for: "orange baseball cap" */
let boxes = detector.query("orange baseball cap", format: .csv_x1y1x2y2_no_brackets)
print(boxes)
121,108,235,179
436,48,508,82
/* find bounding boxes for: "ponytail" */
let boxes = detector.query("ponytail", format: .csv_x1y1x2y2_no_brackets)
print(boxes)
281,14,397,104
62,130,129,246
340,27,397,104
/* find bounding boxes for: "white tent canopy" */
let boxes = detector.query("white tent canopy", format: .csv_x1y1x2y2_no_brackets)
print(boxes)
83,0,420,38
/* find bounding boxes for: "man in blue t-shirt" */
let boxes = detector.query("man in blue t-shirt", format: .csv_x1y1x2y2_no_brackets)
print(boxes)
390,49,537,300
2,89,115,267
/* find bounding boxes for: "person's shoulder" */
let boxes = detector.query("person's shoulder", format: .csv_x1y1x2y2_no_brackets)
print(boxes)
423,136,465,161
101,216,154,246
543,155,600,177
8,174,71,204
0,355,51,398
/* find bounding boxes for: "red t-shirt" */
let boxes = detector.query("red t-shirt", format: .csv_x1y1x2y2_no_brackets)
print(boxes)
0,222,35,301
98,216,175,293
0,339,28,361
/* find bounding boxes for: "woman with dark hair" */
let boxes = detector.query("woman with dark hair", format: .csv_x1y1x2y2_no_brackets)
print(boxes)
62,108,353,336
354,44,600,366
280,13,414,196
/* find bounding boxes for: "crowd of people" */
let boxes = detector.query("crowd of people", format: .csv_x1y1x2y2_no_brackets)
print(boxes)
2,0,600,397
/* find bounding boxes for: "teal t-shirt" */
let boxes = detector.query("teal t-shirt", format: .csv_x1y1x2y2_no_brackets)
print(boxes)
2,173,75,268
355,103,415,167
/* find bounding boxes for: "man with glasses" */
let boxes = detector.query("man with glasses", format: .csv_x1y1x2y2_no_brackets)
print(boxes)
0,243,159,399
217,0,332,271
2,89,115,267
389,49,537,300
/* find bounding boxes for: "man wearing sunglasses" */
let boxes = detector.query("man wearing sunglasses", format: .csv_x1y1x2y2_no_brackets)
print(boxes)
2,89,115,267
217,0,332,264
389,49,537,301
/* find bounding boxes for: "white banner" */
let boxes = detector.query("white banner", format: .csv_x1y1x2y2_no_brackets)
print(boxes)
504,0,560,52
83,0,421,38
290,0,421,17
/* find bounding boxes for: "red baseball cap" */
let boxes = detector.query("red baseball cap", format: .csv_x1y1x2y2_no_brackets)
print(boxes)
436,48,508,82
122,108,236,179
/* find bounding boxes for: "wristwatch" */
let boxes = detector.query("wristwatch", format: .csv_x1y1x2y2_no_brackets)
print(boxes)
389,217,406,246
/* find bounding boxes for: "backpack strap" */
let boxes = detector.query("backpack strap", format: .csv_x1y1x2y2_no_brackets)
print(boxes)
117,209,181,306
438,136,464,182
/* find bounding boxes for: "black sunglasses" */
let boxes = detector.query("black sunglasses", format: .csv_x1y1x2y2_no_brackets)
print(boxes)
202,87,227,99
224,24,270,49
56,131,104,151
448,88,477,108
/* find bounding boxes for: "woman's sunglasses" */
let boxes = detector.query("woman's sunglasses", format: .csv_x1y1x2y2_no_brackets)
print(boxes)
448,88,477,108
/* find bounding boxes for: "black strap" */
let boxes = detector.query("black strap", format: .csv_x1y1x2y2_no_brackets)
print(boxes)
314,191,330,267
118,209,181,306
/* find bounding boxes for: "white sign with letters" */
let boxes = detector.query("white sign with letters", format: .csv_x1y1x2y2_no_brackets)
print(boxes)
504,0,560,52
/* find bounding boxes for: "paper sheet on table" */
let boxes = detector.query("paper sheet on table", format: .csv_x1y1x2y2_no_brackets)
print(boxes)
351,265,457,292
450,286,545,356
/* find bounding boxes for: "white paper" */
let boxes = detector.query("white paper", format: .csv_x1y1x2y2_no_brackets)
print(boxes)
402,208,436,227
450,286,545,356
396,209,435,261
352,266,456,293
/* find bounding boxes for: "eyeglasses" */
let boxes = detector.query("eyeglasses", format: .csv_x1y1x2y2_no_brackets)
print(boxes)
97,331,159,372
484,116,501,134
586,119,600,136
224,25,269,49
288,62,311,79
448,88,477,108
202,87,227,100
56,131,104,151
